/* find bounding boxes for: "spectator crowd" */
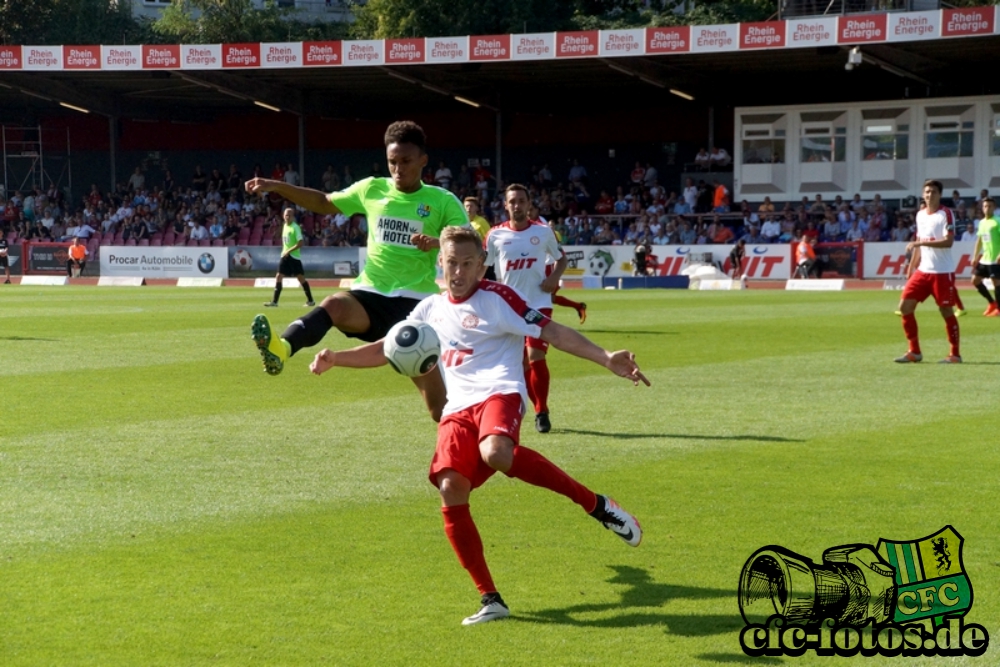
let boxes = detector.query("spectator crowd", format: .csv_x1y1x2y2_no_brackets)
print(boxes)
1,150,991,257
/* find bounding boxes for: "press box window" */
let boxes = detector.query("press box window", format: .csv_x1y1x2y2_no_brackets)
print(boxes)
925,119,974,158
862,123,909,160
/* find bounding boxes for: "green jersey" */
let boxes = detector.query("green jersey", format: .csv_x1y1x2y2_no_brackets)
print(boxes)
282,221,304,259
329,177,466,298
977,215,1000,264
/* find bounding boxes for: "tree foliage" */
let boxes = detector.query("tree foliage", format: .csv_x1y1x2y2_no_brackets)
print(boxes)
152,0,348,43
1,0,145,45
349,0,780,37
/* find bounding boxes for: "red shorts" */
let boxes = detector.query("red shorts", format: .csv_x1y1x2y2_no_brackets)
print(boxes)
902,270,956,308
525,308,553,351
428,392,524,489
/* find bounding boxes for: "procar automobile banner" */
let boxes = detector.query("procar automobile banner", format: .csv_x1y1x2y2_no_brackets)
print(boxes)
100,246,229,278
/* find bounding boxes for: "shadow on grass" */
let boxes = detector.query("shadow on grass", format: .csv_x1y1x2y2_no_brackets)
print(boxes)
957,362,1000,366
555,428,804,444
511,565,742,636
0,336,59,342
696,653,783,665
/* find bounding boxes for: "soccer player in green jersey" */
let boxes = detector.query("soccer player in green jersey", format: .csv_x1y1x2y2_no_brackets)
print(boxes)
971,197,1000,317
245,120,467,421
264,207,315,308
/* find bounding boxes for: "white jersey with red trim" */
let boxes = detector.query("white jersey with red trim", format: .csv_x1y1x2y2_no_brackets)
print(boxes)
485,220,564,309
915,206,956,274
409,280,552,416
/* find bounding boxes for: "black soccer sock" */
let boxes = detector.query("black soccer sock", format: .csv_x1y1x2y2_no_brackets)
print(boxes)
302,281,313,303
272,283,282,304
976,283,994,303
282,307,334,356
994,285,1000,305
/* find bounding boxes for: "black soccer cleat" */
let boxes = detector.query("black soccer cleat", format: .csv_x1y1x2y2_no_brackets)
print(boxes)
535,412,551,433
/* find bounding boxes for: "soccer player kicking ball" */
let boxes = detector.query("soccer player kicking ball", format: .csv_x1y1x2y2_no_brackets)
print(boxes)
309,226,650,626
485,184,567,433
971,197,1000,317
245,121,467,421
895,180,962,364
263,207,315,308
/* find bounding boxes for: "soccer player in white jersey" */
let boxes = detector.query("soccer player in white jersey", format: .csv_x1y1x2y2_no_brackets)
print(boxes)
309,226,649,626
485,184,567,433
896,179,962,363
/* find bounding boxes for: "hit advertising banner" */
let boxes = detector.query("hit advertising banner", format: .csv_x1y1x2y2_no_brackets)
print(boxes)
228,245,362,279
863,241,977,279
561,244,792,280
100,246,229,278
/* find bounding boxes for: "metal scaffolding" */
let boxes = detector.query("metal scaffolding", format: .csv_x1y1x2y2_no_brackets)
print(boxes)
1,125,72,200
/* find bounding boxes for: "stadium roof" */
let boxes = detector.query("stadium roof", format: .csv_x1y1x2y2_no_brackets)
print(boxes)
0,10,998,122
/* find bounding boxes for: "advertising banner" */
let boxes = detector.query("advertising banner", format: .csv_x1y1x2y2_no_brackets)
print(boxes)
100,246,229,278
26,242,72,274
4,242,23,275
863,241,976,279
228,246,362,279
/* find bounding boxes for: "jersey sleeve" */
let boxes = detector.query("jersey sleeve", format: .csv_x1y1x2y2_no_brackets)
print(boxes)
481,282,551,338
543,227,563,262
406,295,435,324
292,223,304,245
327,177,371,215
484,229,497,267
439,191,468,235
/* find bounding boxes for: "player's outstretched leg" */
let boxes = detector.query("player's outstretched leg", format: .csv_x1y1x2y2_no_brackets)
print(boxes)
251,314,290,375
589,495,643,547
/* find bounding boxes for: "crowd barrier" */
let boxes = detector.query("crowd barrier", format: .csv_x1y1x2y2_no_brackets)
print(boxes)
9,241,983,281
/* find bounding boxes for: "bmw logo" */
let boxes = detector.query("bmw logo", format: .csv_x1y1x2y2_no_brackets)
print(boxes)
197,253,216,274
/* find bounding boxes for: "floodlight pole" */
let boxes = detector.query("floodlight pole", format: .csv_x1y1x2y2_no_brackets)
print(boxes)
109,116,118,194
298,114,306,188
495,110,502,187
708,106,715,154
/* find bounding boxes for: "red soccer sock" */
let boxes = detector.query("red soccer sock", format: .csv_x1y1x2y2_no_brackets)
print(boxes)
506,445,598,512
902,314,921,355
527,358,550,414
441,504,496,595
553,294,582,310
945,314,960,357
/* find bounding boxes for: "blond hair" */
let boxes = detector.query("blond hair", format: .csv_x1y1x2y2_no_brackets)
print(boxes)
440,225,484,252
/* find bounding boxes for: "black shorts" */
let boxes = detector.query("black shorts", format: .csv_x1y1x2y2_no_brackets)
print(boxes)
973,263,1000,279
347,290,423,343
0,255,7,268
278,255,304,277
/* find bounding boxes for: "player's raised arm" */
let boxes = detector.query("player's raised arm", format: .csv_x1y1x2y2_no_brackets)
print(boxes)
539,321,650,386
245,178,341,216
310,340,387,375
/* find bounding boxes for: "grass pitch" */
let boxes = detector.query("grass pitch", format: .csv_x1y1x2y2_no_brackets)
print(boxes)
1,285,999,666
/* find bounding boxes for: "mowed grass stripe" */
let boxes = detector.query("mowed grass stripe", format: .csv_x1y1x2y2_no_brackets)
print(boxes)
3,287,1000,666
2,414,997,666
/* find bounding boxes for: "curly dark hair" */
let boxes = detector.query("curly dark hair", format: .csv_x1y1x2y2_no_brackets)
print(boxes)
384,120,427,153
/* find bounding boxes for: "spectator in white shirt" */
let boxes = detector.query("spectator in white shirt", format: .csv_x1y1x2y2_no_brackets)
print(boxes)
128,167,145,192
710,147,732,169
190,218,210,241
761,217,781,243
434,161,453,190
283,163,300,187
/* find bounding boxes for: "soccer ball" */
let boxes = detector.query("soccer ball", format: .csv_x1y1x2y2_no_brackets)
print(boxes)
232,248,253,271
383,320,440,377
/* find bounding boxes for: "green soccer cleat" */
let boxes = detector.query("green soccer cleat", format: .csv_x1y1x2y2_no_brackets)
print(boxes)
251,314,288,376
